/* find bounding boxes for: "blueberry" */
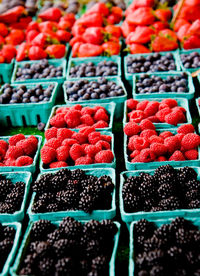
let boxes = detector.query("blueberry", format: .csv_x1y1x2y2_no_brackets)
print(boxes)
37,122,45,131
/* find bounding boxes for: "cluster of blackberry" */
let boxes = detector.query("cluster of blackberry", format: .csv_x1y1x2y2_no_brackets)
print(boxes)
18,217,117,275
0,224,15,272
134,217,200,275
123,165,200,213
32,169,114,213
0,175,25,214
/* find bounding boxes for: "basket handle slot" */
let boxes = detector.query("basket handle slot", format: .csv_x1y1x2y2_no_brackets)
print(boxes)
6,116,12,127
22,115,27,127
36,115,41,124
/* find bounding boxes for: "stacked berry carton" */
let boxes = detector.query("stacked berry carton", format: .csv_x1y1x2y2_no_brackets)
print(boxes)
10,220,121,276
0,59,15,84
0,172,32,223
27,168,116,221
178,48,200,73
120,167,200,227
0,82,58,127
132,72,195,100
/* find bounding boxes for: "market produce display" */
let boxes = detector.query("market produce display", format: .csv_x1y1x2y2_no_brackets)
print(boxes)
1,0,200,275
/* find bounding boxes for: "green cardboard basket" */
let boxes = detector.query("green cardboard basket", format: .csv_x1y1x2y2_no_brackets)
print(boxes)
40,130,116,172
1,222,21,276
120,167,200,226
27,168,116,221
124,128,200,170
66,56,121,79
129,217,200,276
0,82,58,127
132,72,195,100
0,135,42,173
45,102,116,132
178,48,200,73
0,59,14,84
123,98,192,129
11,220,120,276
0,172,32,222
63,76,127,119
124,51,181,86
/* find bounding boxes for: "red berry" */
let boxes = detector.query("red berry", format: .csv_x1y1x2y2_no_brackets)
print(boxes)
139,148,156,162
169,150,185,161
164,136,180,154
177,124,195,134
94,108,109,122
15,156,33,166
95,150,114,163
124,122,141,136
56,146,69,161
41,146,56,164
9,134,25,146
139,119,156,130
49,161,68,168
150,143,167,156
184,149,198,160
181,133,200,150
45,127,58,140
136,100,149,111
140,129,157,139
161,99,178,108
45,138,62,149
127,99,138,110
69,144,85,161
57,128,73,140
50,113,66,128
0,140,8,152
6,146,23,159
75,156,93,165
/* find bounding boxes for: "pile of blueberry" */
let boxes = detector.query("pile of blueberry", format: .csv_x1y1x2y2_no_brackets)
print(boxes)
69,60,118,78
0,175,25,213
180,51,200,69
32,169,114,213
123,165,200,213
134,217,200,275
136,72,188,94
15,59,63,81
0,224,15,273
65,77,125,101
127,53,176,74
0,83,55,104
18,217,117,275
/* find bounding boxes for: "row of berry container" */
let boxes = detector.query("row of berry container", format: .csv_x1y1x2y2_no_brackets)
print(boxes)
10,219,121,276
120,167,200,228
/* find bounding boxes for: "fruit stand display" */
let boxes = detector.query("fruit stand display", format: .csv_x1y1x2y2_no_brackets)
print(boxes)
0,0,200,275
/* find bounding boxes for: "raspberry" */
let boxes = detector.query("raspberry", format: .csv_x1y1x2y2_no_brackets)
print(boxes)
0,163,5,166
124,122,141,136
169,150,185,161
15,156,33,166
147,116,160,123
131,155,141,163
16,139,36,156
88,132,101,144
45,138,61,149
139,119,155,131
8,134,25,146
69,144,85,161
175,133,185,142
80,114,94,126
158,103,169,110
84,145,100,157
49,161,68,168
144,101,159,117
95,150,114,163
94,109,109,122
62,139,78,147
56,107,69,114
72,104,82,111
64,110,81,128
184,149,198,160
165,111,185,126
131,137,149,151
77,124,87,128
41,146,56,164
6,146,23,159
45,127,58,140
81,106,94,116
100,135,112,143
50,113,66,128
127,99,138,110
95,140,110,150
139,149,156,163
164,136,180,154
72,132,88,144
130,150,140,158
172,106,186,113
181,133,200,150
4,158,16,166
140,129,157,139
0,148,5,161
149,135,164,144
156,107,171,122
27,136,38,147
159,131,173,139
57,128,73,140
93,120,108,128
79,126,95,136
0,140,8,152
127,136,137,151
157,156,167,161
129,110,145,123
56,146,69,161
161,99,178,108
150,143,167,156
75,156,93,165
177,124,195,134
136,100,149,111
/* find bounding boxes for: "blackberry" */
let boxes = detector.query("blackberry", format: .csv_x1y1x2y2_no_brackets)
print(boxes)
3,226,15,239
0,238,13,255
151,206,163,212
178,167,197,182
5,191,24,209
71,169,85,180
96,175,114,193
59,217,83,239
80,176,97,189
126,175,141,187
100,220,118,237
50,175,67,191
135,252,148,270
38,192,55,204
154,165,176,179
170,217,197,232
23,253,37,268
167,246,183,261
79,259,90,274
123,193,140,212
185,250,198,266
53,239,76,258
87,271,99,276
138,270,148,276
0,202,15,213
153,224,172,244
85,239,101,258
157,183,174,200
122,182,138,198
55,168,71,179
145,249,164,266
32,174,53,194
194,269,200,276
138,180,156,198
55,257,74,275
46,202,59,212
188,200,200,209
19,266,33,275
185,179,200,190
31,220,56,241
143,236,163,253
175,228,191,247
66,179,81,191
79,193,96,213
47,228,65,244
91,255,107,272
158,196,181,210
144,199,156,212
149,266,164,276
32,200,46,213
134,219,156,239
35,241,52,257
14,181,25,191
29,241,40,253
185,189,200,202
56,189,79,210
38,257,54,275
158,173,176,186
83,220,102,238
0,179,13,200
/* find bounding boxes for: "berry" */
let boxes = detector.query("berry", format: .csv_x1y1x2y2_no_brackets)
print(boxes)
139,149,156,163
45,127,58,140
150,143,167,156
124,122,141,136
184,149,198,160
8,134,25,146
69,144,85,161
45,138,61,150
169,150,185,161
41,147,56,164
177,124,195,134
181,133,200,150
56,146,69,161
94,150,114,163
15,156,33,166
139,119,156,131
164,136,180,154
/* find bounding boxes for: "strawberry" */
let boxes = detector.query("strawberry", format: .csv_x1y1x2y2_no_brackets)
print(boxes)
159,29,178,42
127,7,155,26
102,41,120,56
61,13,75,26
0,23,8,37
56,30,71,42
26,21,39,32
177,23,191,41
77,43,103,57
152,21,169,32
187,19,200,36
0,6,25,24
126,26,155,44
2,45,16,63
28,46,47,60
0,56,5,63
16,42,29,62
46,44,66,58
31,33,48,48
83,27,104,45
86,2,109,17
108,6,123,24
183,35,200,49
38,7,62,22
26,30,39,44
76,13,103,28
121,20,136,38
105,25,121,38
69,36,85,47
38,21,58,33
151,36,178,51
0,35,5,47
72,42,83,57
5,29,25,45
58,20,72,31
128,43,151,54
72,24,85,37
154,8,172,22
173,19,189,32
10,16,32,30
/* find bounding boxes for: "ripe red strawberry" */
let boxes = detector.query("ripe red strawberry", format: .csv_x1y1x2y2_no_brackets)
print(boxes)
177,23,191,42
1,45,16,63
16,42,29,62
56,30,71,43
121,20,136,38
46,44,66,58
83,27,104,45
38,21,58,33
102,41,120,56
126,26,155,45
173,19,189,32
0,6,25,24
38,7,62,22
151,29,178,51
70,36,85,47
152,21,169,32
0,23,8,37
127,7,155,26
105,25,121,38
77,43,103,57
26,30,39,44
129,43,151,54
32,33,49,49
86,2,109,16
183,35,200,50
28,46,47,60
76,13,103,28
154,8,172,22
187,19,200,36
